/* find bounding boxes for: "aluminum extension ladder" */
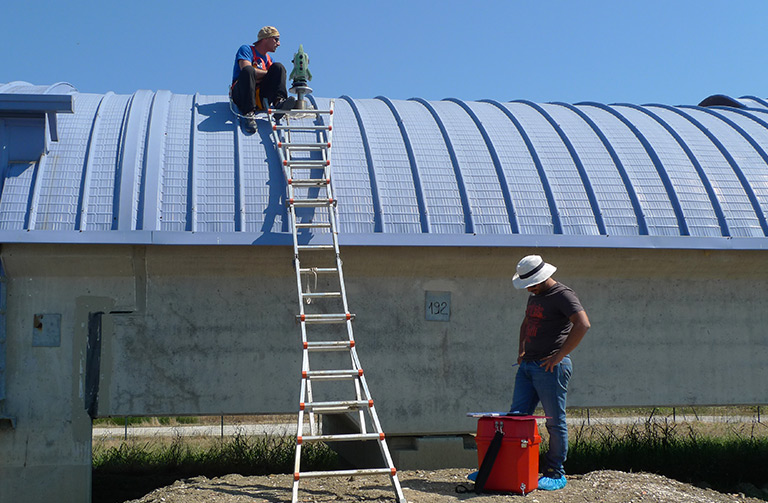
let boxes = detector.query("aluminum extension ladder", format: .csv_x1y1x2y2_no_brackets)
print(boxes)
268,100,407,503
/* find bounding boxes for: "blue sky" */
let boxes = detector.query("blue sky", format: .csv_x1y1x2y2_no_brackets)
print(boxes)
2,0,766,106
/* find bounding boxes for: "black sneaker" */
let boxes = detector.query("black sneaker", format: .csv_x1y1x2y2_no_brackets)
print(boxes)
272,96,297,121
241,111,258,134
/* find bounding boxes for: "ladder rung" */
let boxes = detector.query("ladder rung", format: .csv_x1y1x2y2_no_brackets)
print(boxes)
304,341,355,351
283,145,328,154
297,245,335,252
284,160,330,167
296,468,395,479
278,142,331,149
297,313,354,324
302,369,363,380
270,108,334,116
286,146,328,152
289,178,330,187
301,400,372,413
299,267,337,274
301,292,341,299
273,124,331,131
288,198,335,207
299,433,383,443
295,222,331,229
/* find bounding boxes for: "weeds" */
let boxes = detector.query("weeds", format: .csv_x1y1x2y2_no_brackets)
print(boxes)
565,417,768,495
93,433,337,477
93,412,768,501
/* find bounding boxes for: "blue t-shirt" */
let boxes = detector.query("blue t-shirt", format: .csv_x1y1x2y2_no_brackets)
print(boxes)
232,45,272,83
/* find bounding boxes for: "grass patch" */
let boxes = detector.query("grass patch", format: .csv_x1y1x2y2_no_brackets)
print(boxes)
93,433,337,476
92,433,337,503
564,418,768,497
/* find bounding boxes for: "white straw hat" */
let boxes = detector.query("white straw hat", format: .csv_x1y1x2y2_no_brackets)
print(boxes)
512,255,557,289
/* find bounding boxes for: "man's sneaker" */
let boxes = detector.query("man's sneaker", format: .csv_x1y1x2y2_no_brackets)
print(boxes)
241,111,258,134
537,476,567,491
272,96,297,121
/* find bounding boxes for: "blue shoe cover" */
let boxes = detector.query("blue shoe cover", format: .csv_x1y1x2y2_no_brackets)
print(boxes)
467,471,478,482
538,476,567,491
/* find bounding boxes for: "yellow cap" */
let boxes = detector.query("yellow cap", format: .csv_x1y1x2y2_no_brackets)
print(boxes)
257,26,280,42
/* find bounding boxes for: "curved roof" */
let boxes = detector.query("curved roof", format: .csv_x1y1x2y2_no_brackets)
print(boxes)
2,82,768,249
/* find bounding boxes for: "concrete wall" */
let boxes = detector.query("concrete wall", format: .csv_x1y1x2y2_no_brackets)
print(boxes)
1,243,767,501
0,245,137,503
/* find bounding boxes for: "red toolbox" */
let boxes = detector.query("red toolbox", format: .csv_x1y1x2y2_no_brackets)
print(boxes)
475,415,541,494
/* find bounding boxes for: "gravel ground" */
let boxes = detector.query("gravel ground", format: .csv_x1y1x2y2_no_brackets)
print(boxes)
125,469,767,503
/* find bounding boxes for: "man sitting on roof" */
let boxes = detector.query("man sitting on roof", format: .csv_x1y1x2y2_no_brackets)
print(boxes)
231,26,296,133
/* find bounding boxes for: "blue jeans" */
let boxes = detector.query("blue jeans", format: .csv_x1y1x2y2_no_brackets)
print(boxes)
509,356,572,479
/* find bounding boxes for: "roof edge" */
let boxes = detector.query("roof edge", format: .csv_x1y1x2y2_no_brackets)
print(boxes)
1,230,767,251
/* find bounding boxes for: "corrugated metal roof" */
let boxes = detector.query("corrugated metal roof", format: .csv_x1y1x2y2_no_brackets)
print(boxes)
2,82,768,249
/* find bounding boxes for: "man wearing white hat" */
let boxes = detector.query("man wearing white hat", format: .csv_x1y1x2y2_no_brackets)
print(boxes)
510,255,591,491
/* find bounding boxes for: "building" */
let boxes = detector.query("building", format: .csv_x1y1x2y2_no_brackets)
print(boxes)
1,81,767,501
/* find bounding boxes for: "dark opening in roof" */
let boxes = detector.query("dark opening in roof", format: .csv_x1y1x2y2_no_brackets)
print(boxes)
698,94,746,108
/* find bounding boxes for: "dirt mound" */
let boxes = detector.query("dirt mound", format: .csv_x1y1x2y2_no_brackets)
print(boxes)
126,468,764,503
